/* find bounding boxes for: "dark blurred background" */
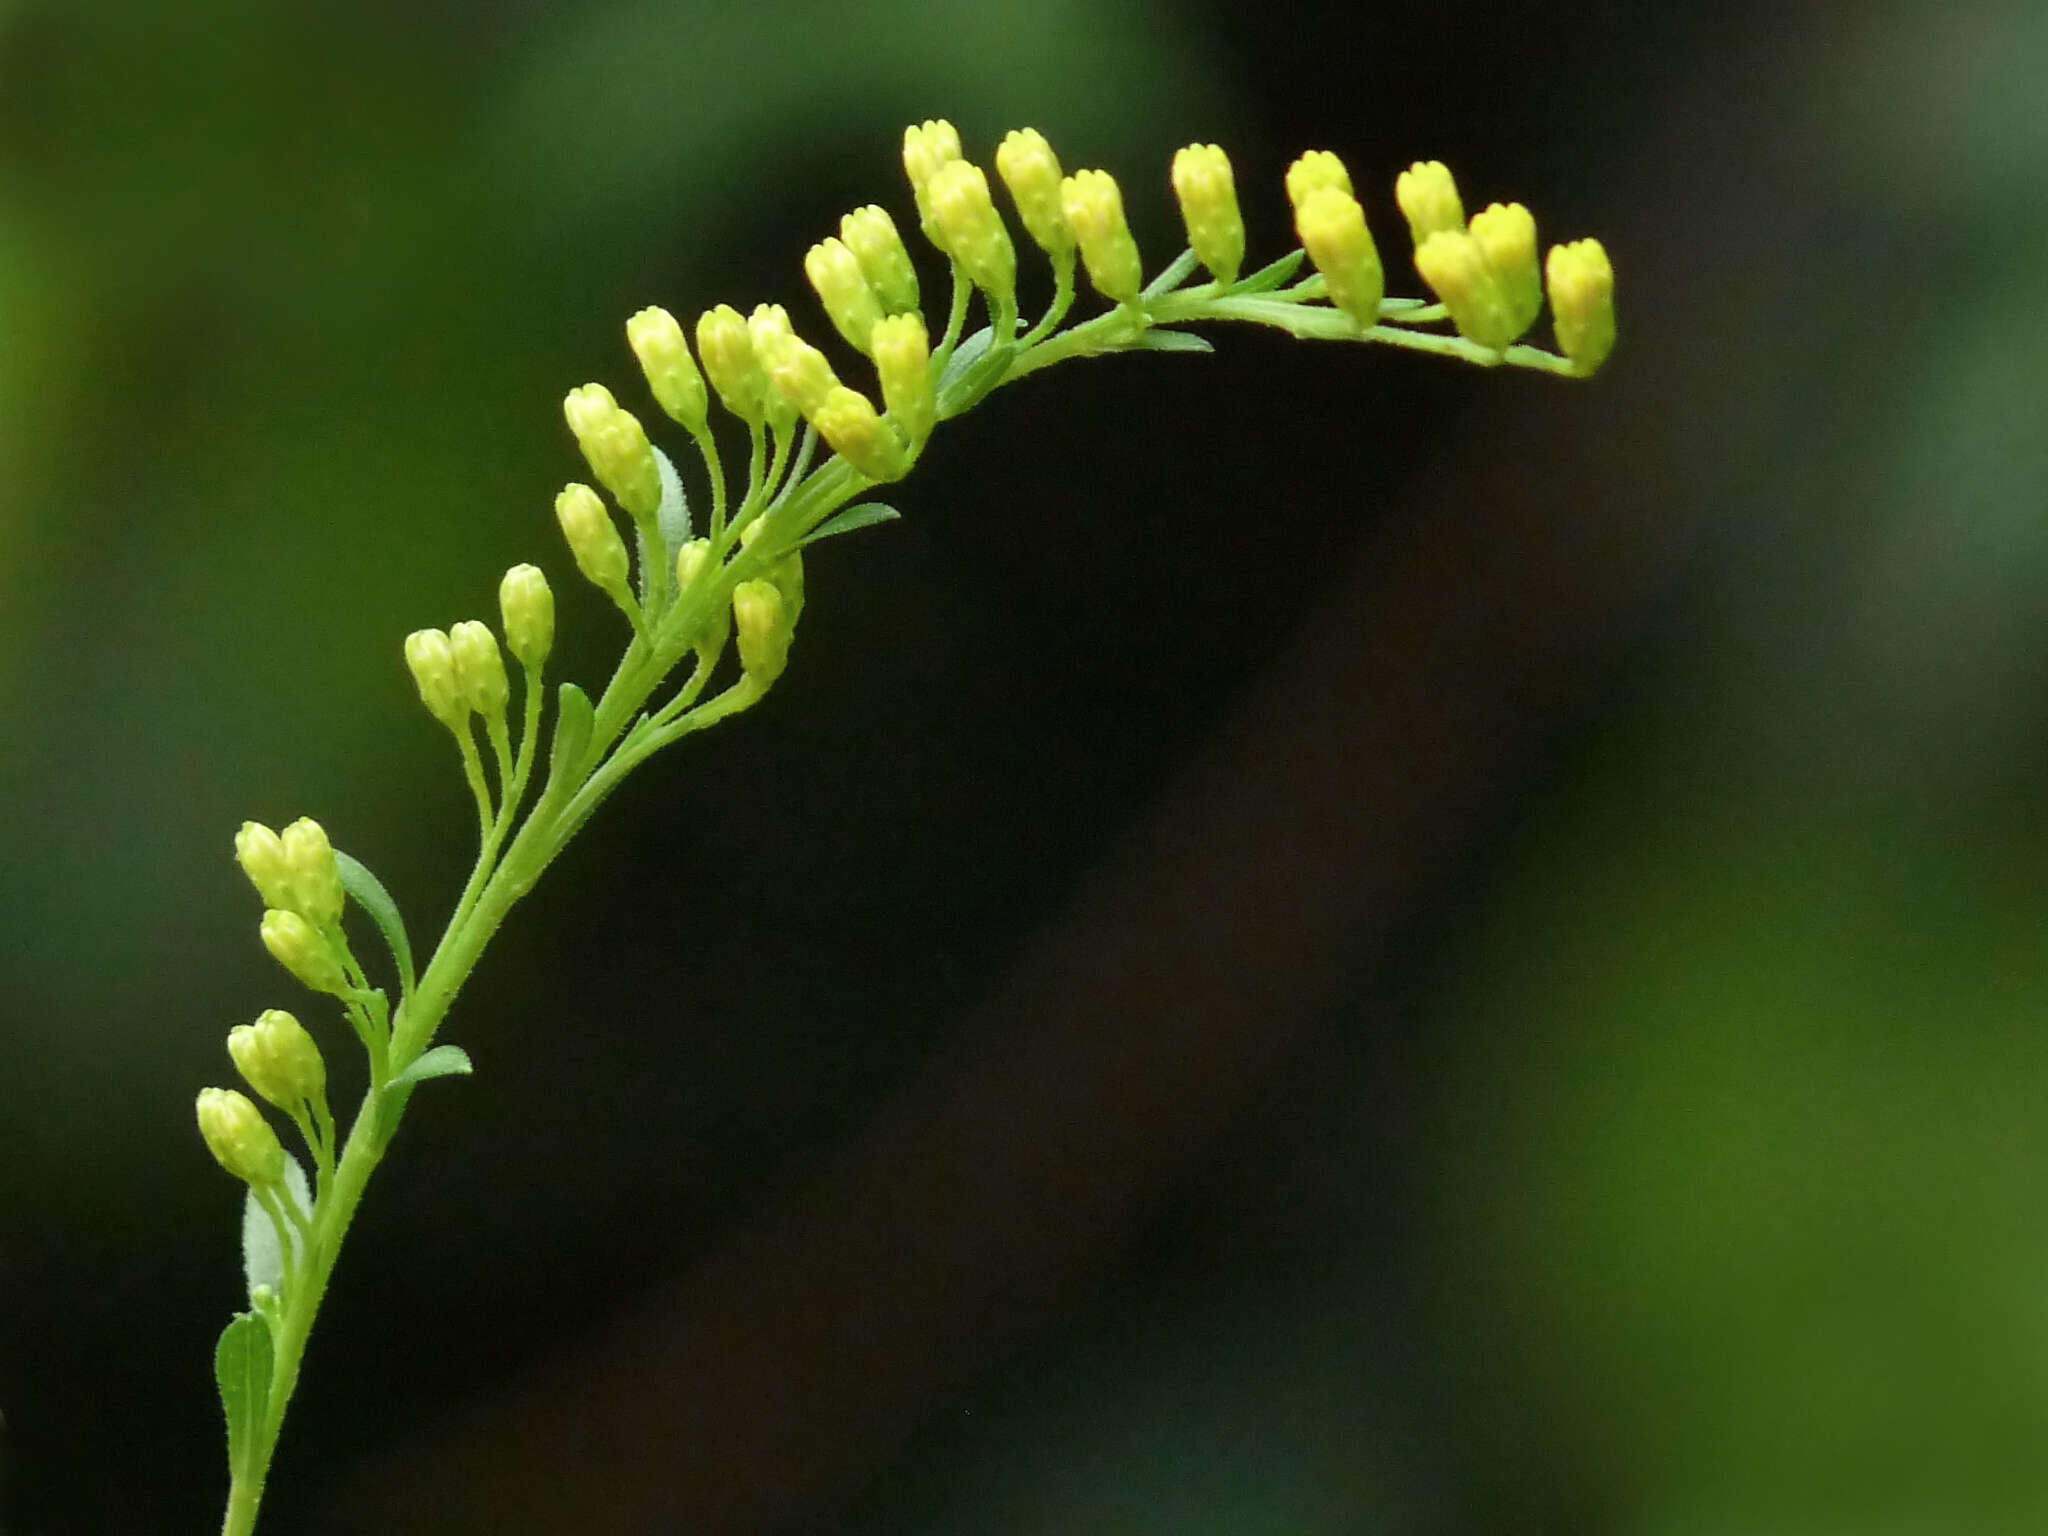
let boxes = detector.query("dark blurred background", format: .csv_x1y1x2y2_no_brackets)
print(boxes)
6,0,2048,1531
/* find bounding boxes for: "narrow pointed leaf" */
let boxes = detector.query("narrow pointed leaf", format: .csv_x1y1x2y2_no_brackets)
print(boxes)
1132,330,1214,354
384,1044,474,1095
799,503,903,548
1233,249,1307,294
334,851,415,998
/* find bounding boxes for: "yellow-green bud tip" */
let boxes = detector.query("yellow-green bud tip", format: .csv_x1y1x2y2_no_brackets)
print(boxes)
1469,201,1542,341
838,205,920,317
260,908,350,996
805,238,886,356
1059,169,1143,305
752,304,839,421
448,620,510,719
234,821,293,910
626,306,709,434
1294,185,1383,329
403,628,467,729
695,304,770,425
1546,237,1616,376
925,159,1016,305
1170,143,1245,285
1285,150,1353,212
813,385,908,482
903,119,964,245
277,817,343,929
499,564,554,670
1395,160,1465,247
554,482,631,599
196,1087,287,1188
995,128,1073,256
562,382,661,521
228,1009,327,1112
732,578,793,686
1414,228,1519,352
870,312,934,446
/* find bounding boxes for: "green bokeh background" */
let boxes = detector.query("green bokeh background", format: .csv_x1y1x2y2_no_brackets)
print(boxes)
5,0,2048,1531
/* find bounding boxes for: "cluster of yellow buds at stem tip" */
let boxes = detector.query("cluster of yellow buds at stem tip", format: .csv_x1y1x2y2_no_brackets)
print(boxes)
235,817,344,930
228,1009,327,1112
1288,151,1383,328
1415,201,1542,352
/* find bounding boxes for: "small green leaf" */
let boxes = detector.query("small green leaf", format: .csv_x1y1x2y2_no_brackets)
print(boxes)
384,1044,474,1095
799,503,902,548
241,1154,312,1303
652,444,691,549
548,683,595,791
1233,249,1307,294
334,851,415,998
1133,330,1215,354
215,1312,273,1480
1141,246,1200,300
935,325,994,396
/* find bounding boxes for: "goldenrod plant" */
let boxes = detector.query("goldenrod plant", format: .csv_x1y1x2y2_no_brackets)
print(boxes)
199,121,1615,1534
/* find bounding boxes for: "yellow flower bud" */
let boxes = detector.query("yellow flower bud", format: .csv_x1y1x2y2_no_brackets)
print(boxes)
740,518,805,628
403,628,467,729
1170,143,1245,285
870,312,934,444
448,620,509,719
234,821,293,911
625,306,709,435
260,908,349,996
1294,185,1383,328
498,564,554,670
695,304,770,425
903,119,964,247
925,159,1016,305
278,817,343,930
752,306,839,420
1468,202,1541,342
812,385,908,482
1395,160,1465,247
805,237,886,355
995,128,1073,256
839,205,920,316
1059,169,1143,305
228,1009,327,1113
196,1087,287,1188
1546,238,1616,375
1284,150,1353,211
554,482,631,601
562,383,661,522
673,536,713,592
1415,228,1519,351
732,577,792,686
